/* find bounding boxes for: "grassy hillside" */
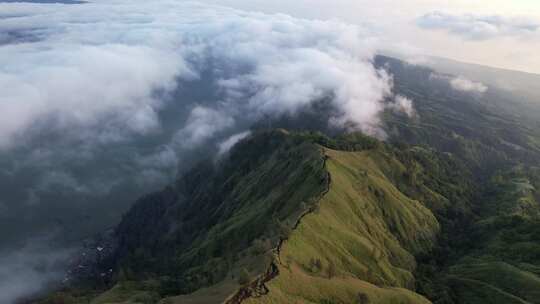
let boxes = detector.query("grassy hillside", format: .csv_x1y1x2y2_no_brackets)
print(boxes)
40,127,540,304
435,167,540,304
374,56,540,304
244,147,441,304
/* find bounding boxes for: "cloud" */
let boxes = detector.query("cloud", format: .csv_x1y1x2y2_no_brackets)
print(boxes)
388,95,415,118
133,146,179,186
36,170,119,196
450,76,488,93
417,11,540,40
430,73,488,94
174,106,235,148
0,235,73,304
217,131,251,155
0,2,197,149
135,146,178,170
0,0,405,152
0,43,191,148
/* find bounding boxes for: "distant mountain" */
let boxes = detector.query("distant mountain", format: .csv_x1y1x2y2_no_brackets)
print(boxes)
382,52,540,102
376,55,540,172
425,56,540,102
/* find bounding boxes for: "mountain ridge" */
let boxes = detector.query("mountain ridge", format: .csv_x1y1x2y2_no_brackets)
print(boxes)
37,129,473,304
35,55,540,304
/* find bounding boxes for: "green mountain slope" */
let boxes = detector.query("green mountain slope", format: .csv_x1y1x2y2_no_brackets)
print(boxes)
376,55,540,175
244,147,441,304
114,130,330,297
376,56,540,304
40,130,473,304
39,57,540,304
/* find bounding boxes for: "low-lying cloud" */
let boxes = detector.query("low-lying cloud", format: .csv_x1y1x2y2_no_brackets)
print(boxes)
217,131,252,156
450,76,488,93
0,0,410,151
417,11,540,40
389,95,416,117
0,235,73,304
430,73,488,94
175,106,235,149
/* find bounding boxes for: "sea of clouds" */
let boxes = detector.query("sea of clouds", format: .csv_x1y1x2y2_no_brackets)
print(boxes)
417,11,540,41
0,0,414,150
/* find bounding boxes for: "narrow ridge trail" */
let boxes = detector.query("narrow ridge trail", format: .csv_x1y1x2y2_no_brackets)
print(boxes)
225,148,332,304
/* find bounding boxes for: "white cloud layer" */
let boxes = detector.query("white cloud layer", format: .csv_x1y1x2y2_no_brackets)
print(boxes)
217,131,251,155
430,73,488,94
0,235,73,304
175,106,235,149
389,95,416,117
417,11,540,40
450,76,488,93
0,0,411,151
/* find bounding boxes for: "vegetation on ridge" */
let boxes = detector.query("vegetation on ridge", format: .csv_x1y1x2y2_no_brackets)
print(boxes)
37,57,540,304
